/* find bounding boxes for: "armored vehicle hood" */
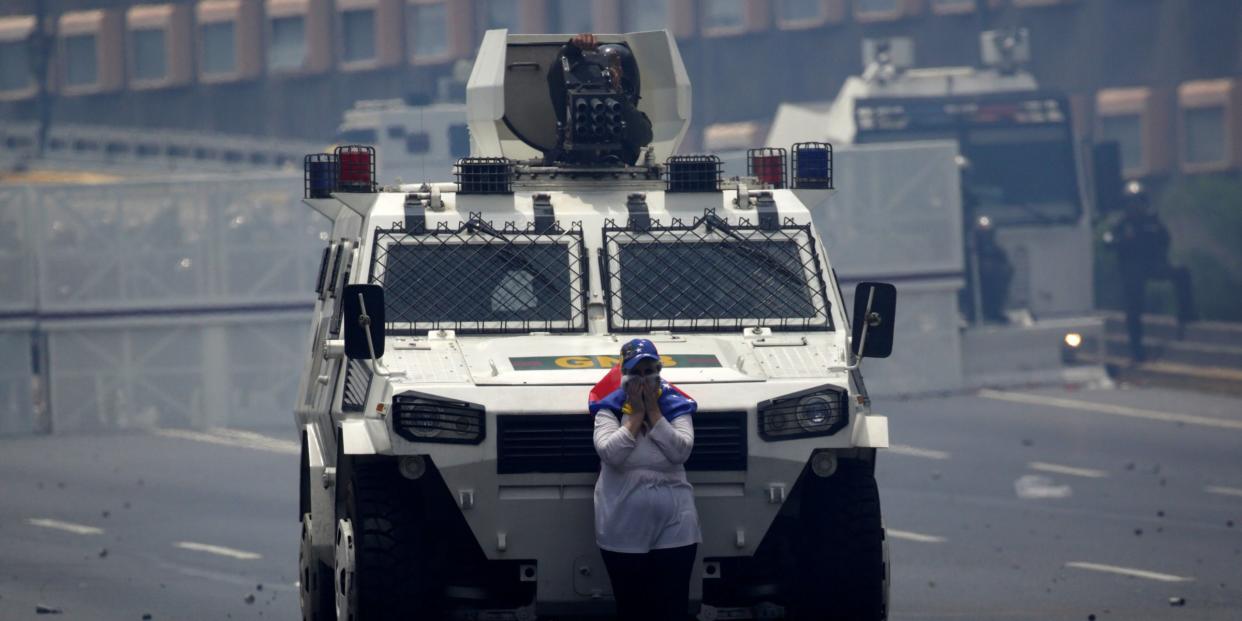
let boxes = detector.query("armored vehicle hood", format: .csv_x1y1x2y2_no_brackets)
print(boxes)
382,333,849,387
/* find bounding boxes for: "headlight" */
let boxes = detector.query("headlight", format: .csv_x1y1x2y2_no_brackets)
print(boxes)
758,386,848,441
392,392,485,444
797,395,834,431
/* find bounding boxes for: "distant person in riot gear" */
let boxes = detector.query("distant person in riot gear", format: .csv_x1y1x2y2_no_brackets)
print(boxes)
971,215,1013,323
547,33,653,165
1104,181,1197,362
958,156,1013,324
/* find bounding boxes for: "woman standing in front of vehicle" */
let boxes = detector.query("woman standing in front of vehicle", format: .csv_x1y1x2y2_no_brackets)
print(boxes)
590,338,700,621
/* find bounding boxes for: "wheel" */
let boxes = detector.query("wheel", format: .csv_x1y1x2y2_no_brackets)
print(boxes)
334,456,437,620
786,458,888,621
300,513,334,620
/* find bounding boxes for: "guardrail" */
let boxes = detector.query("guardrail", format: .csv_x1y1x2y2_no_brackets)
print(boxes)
0,122,326,174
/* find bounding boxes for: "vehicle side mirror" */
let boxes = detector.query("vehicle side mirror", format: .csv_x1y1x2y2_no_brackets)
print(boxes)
851,282,896,359
343,284,385,360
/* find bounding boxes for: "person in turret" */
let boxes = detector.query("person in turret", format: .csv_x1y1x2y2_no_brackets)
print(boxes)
547,33,654,165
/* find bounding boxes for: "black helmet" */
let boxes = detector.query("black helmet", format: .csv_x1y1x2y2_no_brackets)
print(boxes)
598,43,640,100
1122,179,1149,208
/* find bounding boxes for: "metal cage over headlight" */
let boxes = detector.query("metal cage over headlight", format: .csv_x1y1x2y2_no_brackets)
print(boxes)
392,392,485,444
757,386,848,441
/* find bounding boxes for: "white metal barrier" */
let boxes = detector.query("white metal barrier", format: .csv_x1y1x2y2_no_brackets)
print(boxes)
0,122,325,175
1,173,328,434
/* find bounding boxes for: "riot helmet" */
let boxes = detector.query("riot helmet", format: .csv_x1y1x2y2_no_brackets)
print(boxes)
597,43,640,102
1123,179,1150,210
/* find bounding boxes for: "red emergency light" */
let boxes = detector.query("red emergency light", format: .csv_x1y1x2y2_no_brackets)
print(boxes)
335,145,376,193
747,148,787,189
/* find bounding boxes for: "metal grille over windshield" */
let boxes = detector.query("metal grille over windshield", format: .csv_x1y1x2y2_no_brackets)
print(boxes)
601,213,833,332
369,218,588,334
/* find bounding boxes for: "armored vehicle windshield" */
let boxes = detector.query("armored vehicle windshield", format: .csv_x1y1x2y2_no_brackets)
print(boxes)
601,214,834,333
370,219,589,334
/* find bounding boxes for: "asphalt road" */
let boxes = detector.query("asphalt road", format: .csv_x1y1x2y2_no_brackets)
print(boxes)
1,384,1239,620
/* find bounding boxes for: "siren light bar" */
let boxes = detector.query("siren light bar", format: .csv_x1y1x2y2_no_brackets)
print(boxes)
302,145,377,198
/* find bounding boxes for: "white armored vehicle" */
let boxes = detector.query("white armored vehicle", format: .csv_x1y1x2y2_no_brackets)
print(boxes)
295,29,895,621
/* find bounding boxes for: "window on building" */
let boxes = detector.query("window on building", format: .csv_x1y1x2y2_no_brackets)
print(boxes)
1183,106,1227,165
449,123,470,158
930,0,974,11
337,127,379,144
131,28,166,81
407,2,448,58
778,0,824,22
702,0,745,31
0,40,30,91
269,15,306,71
406,132,430,153
341,8,376,63
622,0,668,32
64,34,99,86
201,21,237,75
856,0,899,13
1099,114,1143,173
552,0,593,34
479,0,518,32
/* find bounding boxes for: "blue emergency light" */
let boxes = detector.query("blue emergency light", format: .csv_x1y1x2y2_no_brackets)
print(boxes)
791,142,834,189
304,153,337,199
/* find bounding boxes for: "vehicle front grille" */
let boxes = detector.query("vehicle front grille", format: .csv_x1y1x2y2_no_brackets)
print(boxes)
496,411,747,474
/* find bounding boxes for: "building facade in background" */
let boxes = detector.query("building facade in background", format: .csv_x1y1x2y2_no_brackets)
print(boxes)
1,0,1240,180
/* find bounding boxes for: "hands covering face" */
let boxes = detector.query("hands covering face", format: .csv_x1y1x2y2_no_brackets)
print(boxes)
623,373,662,432
641,379,662,426
622,376,646,434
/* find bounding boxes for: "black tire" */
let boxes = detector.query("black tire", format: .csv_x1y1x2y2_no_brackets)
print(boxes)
787,459,888,621
335,455,437,621
300,513,334,620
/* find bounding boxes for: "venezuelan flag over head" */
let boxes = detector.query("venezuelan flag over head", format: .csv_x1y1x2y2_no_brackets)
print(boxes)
588,339,696,421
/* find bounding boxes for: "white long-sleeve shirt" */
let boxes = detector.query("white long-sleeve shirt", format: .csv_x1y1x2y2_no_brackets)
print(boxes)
593,410,702,553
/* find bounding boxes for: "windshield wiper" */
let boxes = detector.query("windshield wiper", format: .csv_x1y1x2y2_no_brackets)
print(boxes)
704,214,813,293
464,217,564,297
